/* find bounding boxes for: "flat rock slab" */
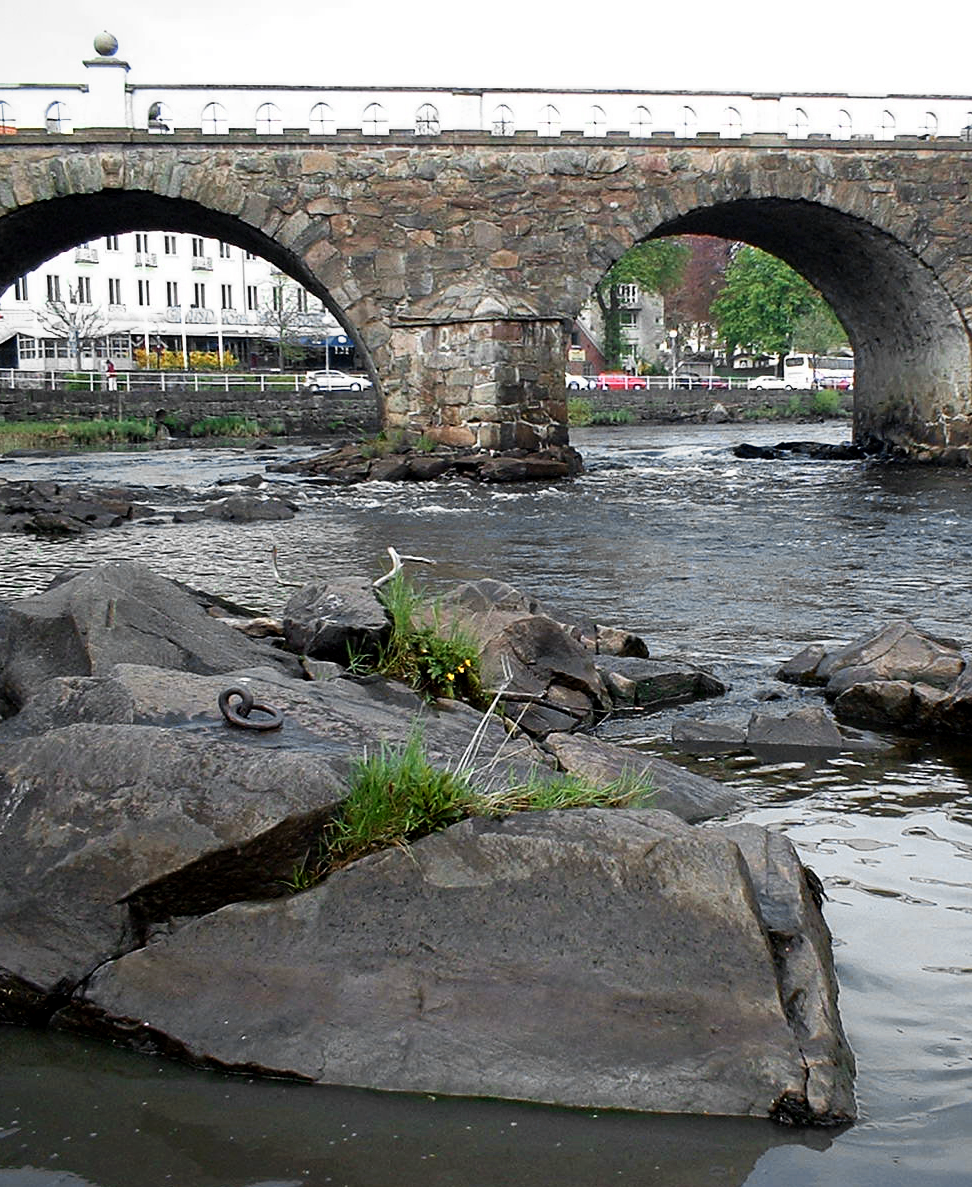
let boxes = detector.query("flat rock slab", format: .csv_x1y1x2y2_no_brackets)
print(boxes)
543,730,739,822
596,655,727,708
62,809,855,1123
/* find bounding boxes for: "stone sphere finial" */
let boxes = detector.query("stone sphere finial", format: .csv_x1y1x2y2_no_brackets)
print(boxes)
93,31,119,57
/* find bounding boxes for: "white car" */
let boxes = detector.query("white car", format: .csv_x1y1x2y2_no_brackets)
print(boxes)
565,373,597,391
747,375,789,391
303,369,373,392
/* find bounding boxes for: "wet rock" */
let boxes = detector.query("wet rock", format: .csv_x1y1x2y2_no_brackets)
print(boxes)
0,479,156,536
202,494,296,522
746,705,844,751
281,577,390,663
595,655,726,708
672,717,748,750
543,730,739,822
58,809,855,1124
0,560,299,711
832,679,949,731
781,620,966,697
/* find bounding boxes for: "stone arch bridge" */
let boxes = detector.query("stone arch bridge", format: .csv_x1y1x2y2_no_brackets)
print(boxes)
2,133,972,460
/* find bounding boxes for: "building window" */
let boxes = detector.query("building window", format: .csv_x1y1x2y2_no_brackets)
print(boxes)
219,242,231,259
722,107,742,137
191,237,205,257
0,100,16,133
164,234,178,255
105,234,120,251
192,282,206,308
920,111,938,138
147,101,172,133
221,284,233,309
246,284,258,311
491,105,514,136
788,108,809,139
679,106,697,137
879,110,896,139
295,289,308,312
166,281,179,307
76,276,92,304
245,251,257,261
362,102,388,135
255,102,282,134
630,106,652,137
585,105,606,137
14,276,27,301
138,279,151,306
201,102,228,134
538,104,561,136
135,233,150,253
309,102,335,135
46,275,61,302
108,278,122,305
271,285,283,312
836,109,853,138
45,101,72,134
17,335,37,359
415,103,440,135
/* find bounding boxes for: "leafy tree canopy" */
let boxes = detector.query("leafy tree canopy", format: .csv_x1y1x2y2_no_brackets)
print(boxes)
711,246,841,357
599,238,690,299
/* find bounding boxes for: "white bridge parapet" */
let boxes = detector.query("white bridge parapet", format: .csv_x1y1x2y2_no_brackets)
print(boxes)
2,45,972,144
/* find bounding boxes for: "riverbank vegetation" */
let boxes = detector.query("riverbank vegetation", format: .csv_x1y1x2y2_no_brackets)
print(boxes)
0,414,284,450
284,728,652,890
567,398,635,427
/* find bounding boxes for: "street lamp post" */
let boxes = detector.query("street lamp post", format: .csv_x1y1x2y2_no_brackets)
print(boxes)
668,328,678,387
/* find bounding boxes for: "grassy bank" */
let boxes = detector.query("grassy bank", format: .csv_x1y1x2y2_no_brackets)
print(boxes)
0,414,285,451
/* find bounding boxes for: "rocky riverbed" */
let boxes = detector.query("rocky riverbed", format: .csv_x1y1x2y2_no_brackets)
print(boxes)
0,558,856,1124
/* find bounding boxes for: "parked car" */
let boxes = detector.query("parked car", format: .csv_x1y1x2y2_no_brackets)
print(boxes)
594,373,649,390
303,369,373,392
746,375,789,391
565,373,597,391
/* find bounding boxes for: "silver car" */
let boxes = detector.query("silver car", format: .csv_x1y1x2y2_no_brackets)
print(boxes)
303,369,373,392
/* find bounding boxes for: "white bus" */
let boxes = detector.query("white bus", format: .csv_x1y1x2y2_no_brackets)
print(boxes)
783,354,855,390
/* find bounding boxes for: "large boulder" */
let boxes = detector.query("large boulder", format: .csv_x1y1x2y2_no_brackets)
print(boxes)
0,560,299,710
0,660,543,1020
58,809,855,1124
746,705,843,752
436,579,612,736
778,621,965,698
281,577,390,662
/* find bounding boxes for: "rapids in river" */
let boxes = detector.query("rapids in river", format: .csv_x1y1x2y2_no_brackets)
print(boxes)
1,421,970,1186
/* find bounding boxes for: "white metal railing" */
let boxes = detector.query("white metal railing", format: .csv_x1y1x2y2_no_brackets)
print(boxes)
0,368,311,393
134,252,157,267
74,246,99,263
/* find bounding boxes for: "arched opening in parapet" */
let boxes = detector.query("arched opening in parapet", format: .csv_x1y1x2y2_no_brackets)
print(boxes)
0,192,379,433
575,198,971,451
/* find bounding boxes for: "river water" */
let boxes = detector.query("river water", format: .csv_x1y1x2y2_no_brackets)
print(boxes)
1,422,971,1186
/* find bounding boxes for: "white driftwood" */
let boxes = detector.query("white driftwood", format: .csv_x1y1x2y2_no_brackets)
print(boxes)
372,546,436,589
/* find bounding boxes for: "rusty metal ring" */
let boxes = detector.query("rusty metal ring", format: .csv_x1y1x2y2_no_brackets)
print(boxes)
218,686,284,731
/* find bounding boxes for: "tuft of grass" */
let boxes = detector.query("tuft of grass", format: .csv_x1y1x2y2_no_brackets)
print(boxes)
188,415,264,438
281,729,654,891
0,417,157,450
590,407,634,426
361,571,487,706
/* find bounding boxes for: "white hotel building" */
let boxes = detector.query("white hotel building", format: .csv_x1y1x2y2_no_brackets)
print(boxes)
0,233,354,374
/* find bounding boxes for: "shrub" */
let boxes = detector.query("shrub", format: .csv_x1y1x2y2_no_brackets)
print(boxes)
590,407,634,426
567,396,593,426
811,388,843,417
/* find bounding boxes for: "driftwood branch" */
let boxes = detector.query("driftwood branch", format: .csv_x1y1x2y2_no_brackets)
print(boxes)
372,546,436,589
270,545,303,588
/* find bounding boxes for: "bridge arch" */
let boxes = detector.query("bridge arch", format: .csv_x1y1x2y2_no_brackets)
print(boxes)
633,197,972,452
0,187,382,419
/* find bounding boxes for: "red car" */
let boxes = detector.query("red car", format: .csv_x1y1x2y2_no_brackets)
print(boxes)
594,373,649,390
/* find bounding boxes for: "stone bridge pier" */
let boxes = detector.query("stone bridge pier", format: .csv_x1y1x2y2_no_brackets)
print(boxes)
385,317,568,450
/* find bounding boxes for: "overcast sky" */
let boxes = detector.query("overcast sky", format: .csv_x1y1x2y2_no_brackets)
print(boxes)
3,0,971,97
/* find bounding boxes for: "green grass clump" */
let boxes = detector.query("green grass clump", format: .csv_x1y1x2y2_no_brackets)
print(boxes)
188,415,264,438
810,389,844,417
359,572,486,706
567,396,593,426
590,407,634,426
281,730,654,891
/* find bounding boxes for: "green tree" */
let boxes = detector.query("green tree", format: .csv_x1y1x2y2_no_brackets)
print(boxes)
596,239,690,368
711,246,831,359
792,303,849,358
